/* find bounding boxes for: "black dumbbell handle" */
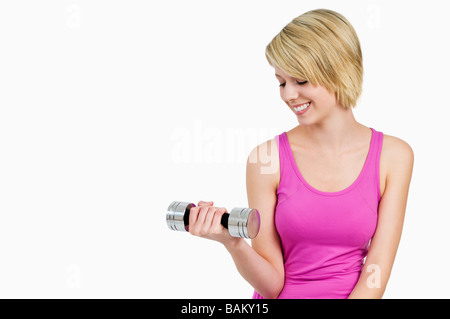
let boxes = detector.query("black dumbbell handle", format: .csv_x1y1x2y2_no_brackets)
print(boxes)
183,207,230,229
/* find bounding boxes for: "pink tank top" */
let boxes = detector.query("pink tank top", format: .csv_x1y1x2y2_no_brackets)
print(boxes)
253,128,383,299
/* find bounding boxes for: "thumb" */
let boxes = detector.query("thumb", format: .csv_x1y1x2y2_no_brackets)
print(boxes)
198,200,214,206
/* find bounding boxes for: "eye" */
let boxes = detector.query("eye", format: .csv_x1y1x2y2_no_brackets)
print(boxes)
279,81,308,88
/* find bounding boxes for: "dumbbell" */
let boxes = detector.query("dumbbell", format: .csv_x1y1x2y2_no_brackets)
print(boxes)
166,201,261,239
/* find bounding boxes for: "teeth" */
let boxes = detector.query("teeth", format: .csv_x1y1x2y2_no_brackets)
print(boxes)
294,102,310,112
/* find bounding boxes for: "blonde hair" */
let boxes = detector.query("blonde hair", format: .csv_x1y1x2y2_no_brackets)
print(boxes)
265,9,363,108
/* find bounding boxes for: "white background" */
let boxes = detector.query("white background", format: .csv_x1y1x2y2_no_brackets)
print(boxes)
0,0,449,298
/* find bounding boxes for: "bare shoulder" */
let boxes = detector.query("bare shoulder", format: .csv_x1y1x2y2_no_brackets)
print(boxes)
381,134,414,187
382,134,414,165
246,138,280,189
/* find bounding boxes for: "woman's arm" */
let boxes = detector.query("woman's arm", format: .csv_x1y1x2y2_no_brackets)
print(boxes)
348,136,414,298
229,138,285,298
188,139,285,299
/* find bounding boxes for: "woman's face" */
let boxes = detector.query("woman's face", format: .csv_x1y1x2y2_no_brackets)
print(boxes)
274,66,339,126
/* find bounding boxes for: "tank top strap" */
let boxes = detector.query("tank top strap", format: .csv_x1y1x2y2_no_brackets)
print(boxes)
367,128,382,161
275,132,302,203
275,132,289,178
364,128,384,201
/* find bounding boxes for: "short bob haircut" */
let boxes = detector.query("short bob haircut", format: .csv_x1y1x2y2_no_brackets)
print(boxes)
265,9,363,109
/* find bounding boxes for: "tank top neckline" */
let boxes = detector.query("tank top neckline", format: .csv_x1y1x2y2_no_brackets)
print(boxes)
281,128,376,197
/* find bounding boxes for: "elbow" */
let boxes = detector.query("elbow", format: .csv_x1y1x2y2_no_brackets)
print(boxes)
258,276,285,299
267,282,284,299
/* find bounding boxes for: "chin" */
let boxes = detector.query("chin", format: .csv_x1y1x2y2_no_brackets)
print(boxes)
297,118,315,126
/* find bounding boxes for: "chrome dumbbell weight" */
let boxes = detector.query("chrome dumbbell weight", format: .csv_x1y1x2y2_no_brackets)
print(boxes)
166,201,261,239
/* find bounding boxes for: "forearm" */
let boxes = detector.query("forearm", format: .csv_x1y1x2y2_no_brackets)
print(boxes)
224,238,284,299
347,263,390,299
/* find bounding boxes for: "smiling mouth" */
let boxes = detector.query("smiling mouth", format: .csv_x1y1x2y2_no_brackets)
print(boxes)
293,102,311,113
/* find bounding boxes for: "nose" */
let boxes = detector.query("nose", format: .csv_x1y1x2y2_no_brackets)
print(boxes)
281,83,300,105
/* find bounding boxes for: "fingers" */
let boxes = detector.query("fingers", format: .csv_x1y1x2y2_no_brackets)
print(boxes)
188,201,213,228
198,200,214,207
189,200,214,235
210,207,227,232
188,204,227,237
201,208,216,233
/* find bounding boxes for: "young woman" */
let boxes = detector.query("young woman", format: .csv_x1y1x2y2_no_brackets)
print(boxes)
187,9,414,299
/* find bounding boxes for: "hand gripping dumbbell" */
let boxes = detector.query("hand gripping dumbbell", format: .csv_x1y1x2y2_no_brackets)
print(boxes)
166,201,261,239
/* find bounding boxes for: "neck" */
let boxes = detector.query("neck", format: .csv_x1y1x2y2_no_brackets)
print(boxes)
300,107,363,154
